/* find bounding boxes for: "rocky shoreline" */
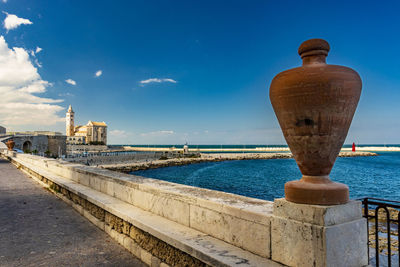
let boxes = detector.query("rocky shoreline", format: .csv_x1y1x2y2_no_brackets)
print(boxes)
101,151,377,173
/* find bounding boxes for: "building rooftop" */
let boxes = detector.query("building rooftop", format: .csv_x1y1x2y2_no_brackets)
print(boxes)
67,105,74,113
88,121,107,127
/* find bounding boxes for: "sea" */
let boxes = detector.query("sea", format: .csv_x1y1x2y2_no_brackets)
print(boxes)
131,145,400,201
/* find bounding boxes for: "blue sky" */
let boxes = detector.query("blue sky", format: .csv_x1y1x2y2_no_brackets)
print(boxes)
0,0,399,145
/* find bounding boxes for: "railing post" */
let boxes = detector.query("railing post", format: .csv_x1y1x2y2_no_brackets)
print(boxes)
398,211,400,267
375,206,381,266
385,207,392,267
363,198,370,265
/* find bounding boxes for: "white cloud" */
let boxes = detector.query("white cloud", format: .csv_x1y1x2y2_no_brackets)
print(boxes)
0,36,64,126
65,79,76,85
2,0,7,3
34,58,42,68
139,78,177,86
95,70,102,77
3,12,32,31
159,130,174,134
162,78,176,83
58,92,74,97
110,129,129,138
29,47,42,65
140,130,174,137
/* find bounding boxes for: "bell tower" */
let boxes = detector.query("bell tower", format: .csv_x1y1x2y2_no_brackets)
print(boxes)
66,105,75,136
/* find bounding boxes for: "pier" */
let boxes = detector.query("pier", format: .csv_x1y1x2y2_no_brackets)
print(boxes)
98,151,377,172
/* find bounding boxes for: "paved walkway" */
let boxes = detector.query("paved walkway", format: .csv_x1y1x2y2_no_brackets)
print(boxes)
0,158,145,267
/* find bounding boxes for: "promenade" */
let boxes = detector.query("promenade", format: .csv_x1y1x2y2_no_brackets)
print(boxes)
0,158,145,267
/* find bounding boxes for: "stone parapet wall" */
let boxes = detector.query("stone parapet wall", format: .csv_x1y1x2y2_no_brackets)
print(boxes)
1,151,278,266
13,135,48,152
1,151,368,266
65,152,167,166
67,144,108,153
1,135,66,157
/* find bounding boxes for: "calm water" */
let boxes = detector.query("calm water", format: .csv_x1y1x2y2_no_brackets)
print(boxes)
132,152,400,201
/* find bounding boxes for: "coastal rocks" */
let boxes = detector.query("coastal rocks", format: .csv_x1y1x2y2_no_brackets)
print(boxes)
101,151,377,173
269,39,362,205
101,153,292,173
339,151,376,157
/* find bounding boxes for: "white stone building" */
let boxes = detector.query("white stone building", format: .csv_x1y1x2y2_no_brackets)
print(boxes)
66,105,107,145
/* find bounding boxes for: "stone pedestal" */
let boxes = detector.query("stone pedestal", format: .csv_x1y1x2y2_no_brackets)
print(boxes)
271,198,368,267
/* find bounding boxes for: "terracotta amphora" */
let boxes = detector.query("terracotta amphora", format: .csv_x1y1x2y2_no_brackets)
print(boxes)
269,39,361,205
6,139,15,151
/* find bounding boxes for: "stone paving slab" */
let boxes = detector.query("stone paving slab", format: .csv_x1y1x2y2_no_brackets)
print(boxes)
0,159,145,267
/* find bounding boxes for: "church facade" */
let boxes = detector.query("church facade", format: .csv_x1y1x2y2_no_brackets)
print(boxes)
66,105,107,145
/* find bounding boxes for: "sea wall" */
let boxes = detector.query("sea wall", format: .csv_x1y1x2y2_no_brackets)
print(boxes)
1,151,278,266
1,151,368,266
65,151,200,166
65,152,165,165
66,144,108,153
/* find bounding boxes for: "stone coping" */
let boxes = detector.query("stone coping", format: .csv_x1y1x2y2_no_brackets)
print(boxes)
273,198,362,226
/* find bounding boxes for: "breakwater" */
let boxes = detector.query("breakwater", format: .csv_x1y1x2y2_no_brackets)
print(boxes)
123,146,290,153
122,145,400,153
101,151,377,173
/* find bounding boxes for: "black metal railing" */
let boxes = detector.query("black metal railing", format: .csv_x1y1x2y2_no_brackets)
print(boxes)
361,197,400,267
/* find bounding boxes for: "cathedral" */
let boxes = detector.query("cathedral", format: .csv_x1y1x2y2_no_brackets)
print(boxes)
66,105,107,145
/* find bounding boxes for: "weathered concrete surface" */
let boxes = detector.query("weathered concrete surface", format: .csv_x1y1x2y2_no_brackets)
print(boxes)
273,198,363,226
271,198,368,267
0,159,145,267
